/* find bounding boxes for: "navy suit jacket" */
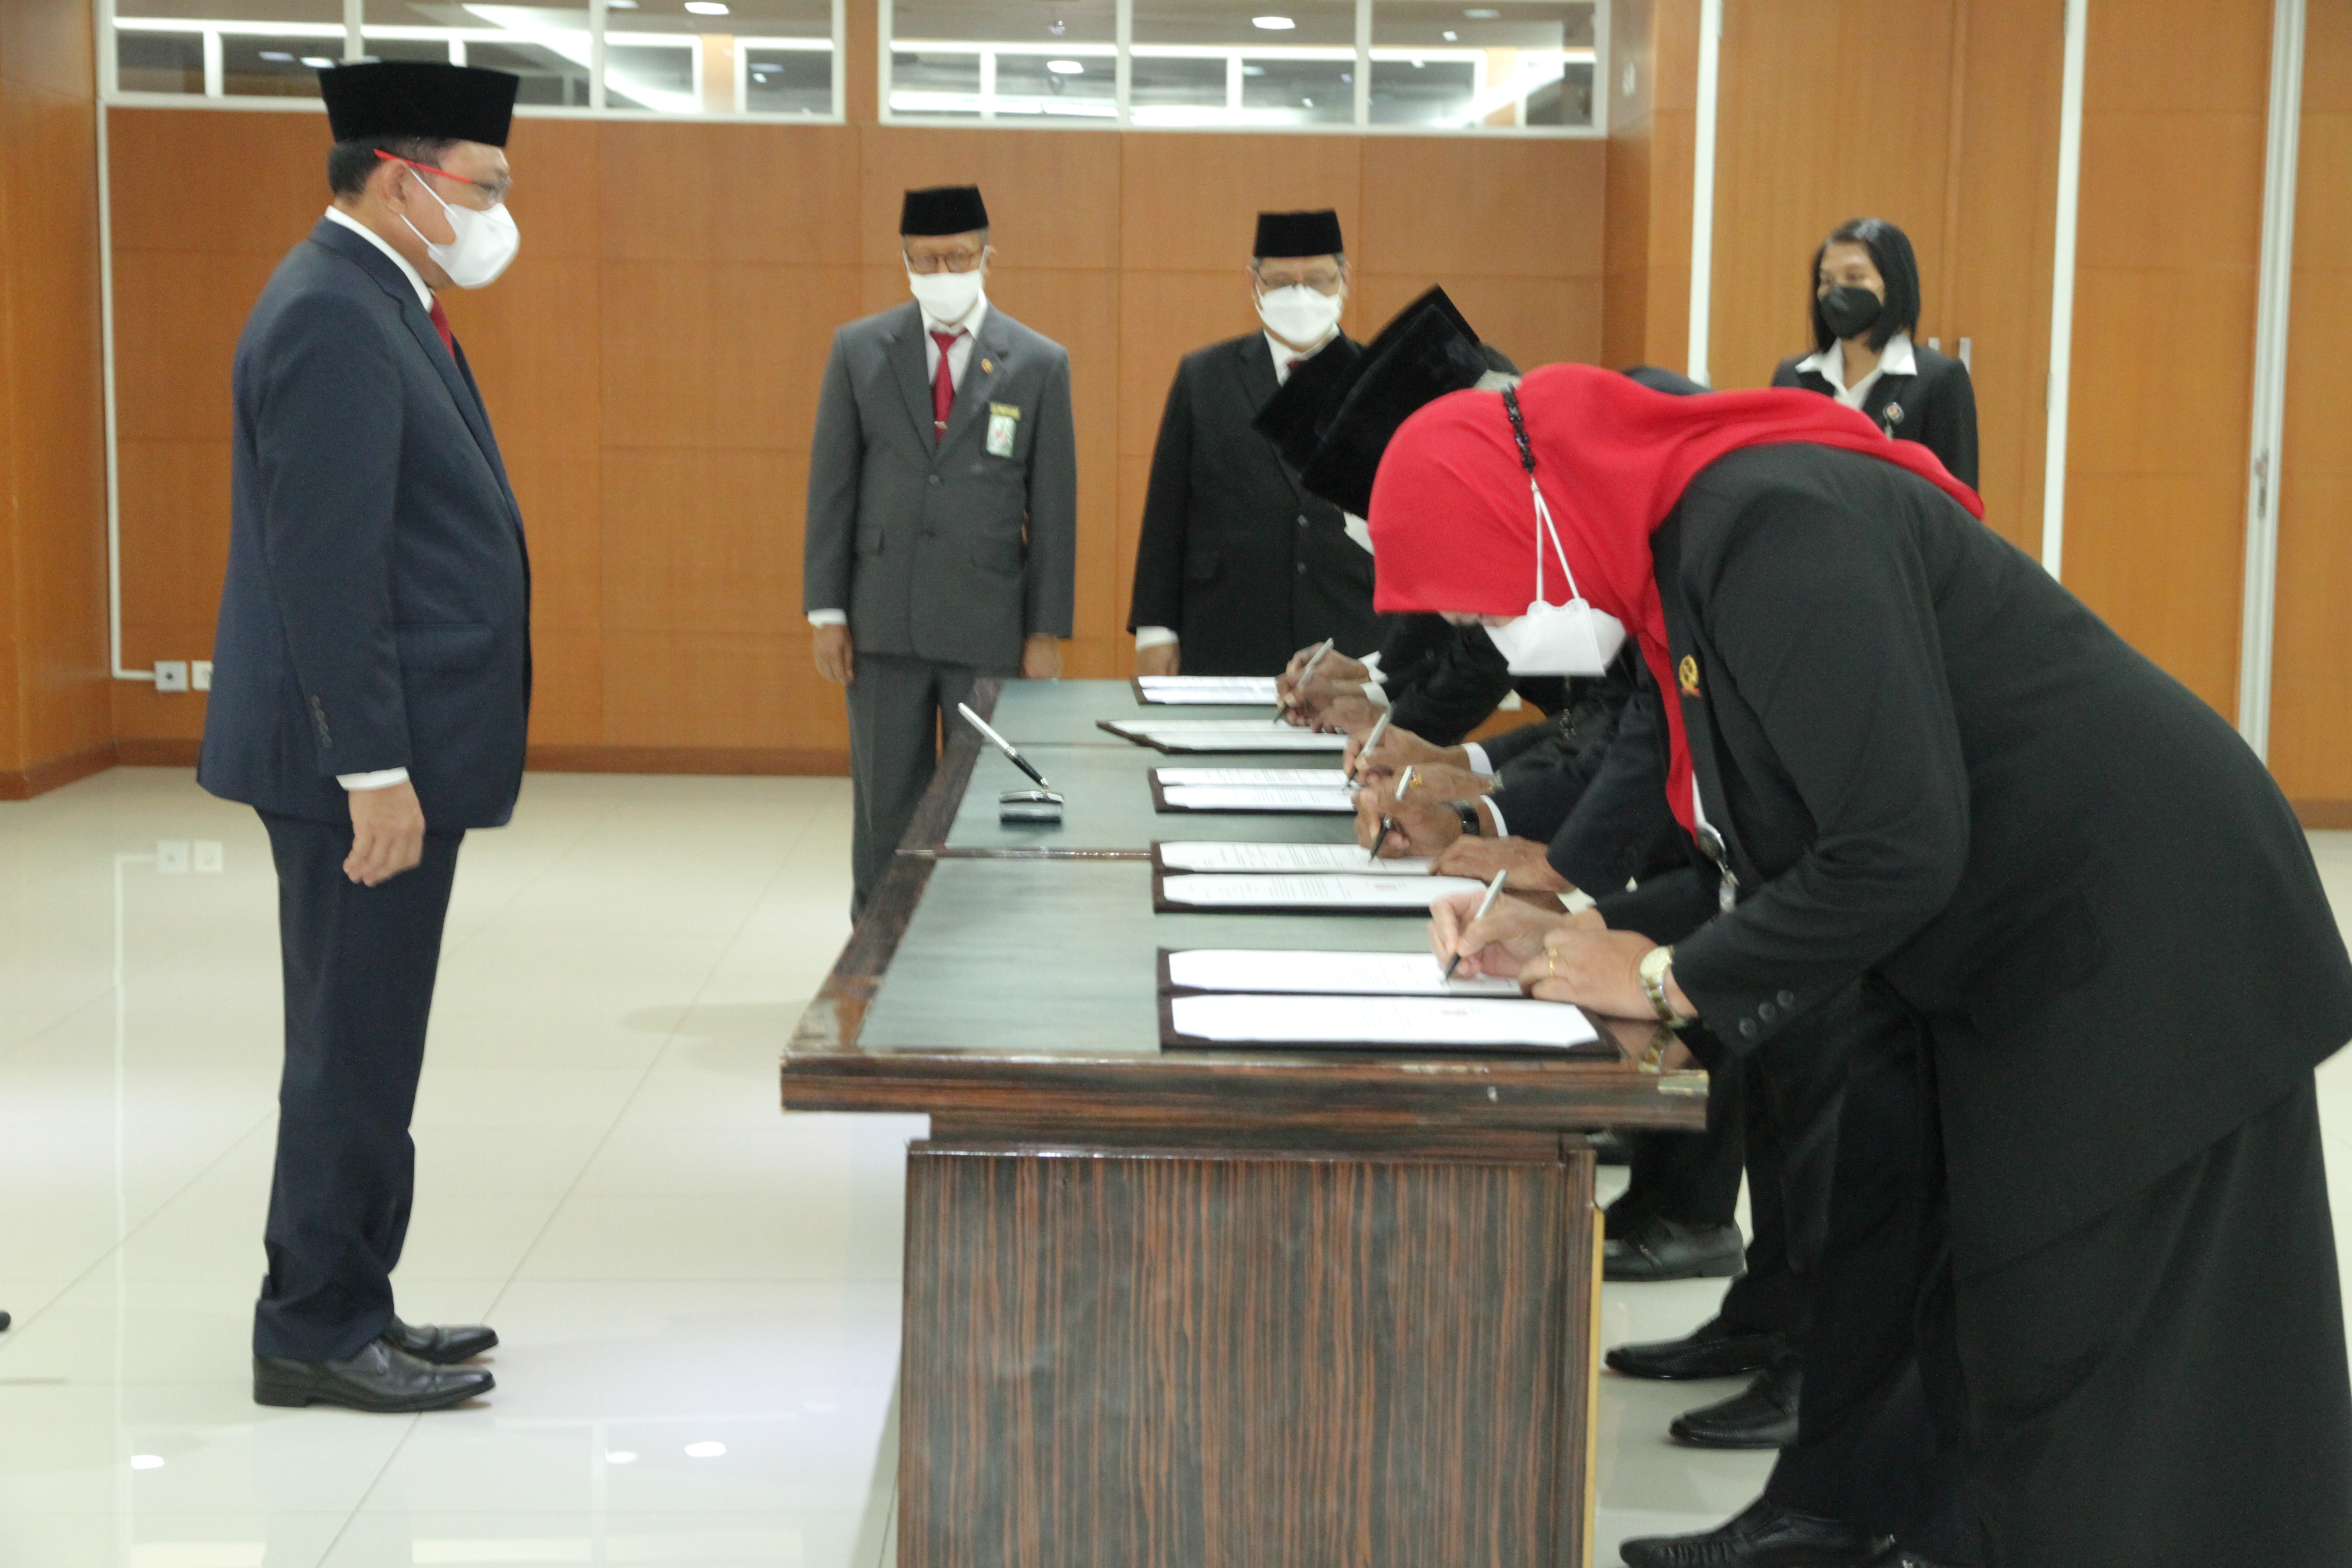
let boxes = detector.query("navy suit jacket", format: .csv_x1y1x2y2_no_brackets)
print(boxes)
200,219,532,830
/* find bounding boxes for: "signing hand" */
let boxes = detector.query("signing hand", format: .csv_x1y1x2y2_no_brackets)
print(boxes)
1342,722,1456,783
345,780,426,887
1021,634,1063,680
1312,693,1383,735
813,624,854,686
1428,889,1576,979
1354,779,1466,857
1520,926,1690,1021
1135,641,1180,678
1433,834,1572,893
1276,647,1371,725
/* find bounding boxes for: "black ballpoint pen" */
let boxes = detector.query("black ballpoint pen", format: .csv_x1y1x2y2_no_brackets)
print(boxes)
957,703,1052,790
1370,815,1396,864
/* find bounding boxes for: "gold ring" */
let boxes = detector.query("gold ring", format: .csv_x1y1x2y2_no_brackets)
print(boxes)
1545,950,1558,978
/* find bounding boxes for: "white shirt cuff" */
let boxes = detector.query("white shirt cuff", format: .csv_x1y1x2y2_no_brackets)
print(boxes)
1483,796,1508,838
1361,682,1391,708
1461,743,1493,776
1134,626,1179,651
806,609,848,627
1360,651,1386,683
338,768,411,791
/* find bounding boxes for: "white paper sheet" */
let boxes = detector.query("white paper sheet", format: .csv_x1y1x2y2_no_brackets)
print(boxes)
1156,842,1435,875
1138,676,1280,700
1166,949,1520,996
1169,993,1600,1049
1159,873,1489,910
1153,769,1351,787
1149,732,1346,753
1159,786,1357,814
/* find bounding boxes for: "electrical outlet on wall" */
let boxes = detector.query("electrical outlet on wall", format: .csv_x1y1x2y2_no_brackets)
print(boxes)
192,660,213,691
153,661,190,693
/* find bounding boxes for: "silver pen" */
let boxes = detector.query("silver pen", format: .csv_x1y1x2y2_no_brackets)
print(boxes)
1348,709,1392,784
956,703,1051,790
1442,869,1510,982
1276,638,1335,724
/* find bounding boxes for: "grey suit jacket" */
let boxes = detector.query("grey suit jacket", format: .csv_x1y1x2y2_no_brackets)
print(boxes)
804,300,1077,670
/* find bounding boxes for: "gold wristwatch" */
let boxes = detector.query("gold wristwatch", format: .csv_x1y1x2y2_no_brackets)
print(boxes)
1638,944,1687,1028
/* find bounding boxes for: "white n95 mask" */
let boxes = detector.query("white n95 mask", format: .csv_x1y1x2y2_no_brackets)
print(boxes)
1256,284,1344,346
398,170,519,290
908,266,985,324
1482,387,1627,677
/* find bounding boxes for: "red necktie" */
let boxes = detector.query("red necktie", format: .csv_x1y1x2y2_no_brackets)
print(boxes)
429,297,456,360
930,328,965,443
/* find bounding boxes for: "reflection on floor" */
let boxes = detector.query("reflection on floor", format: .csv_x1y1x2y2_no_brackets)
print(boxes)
1,769,2347,1566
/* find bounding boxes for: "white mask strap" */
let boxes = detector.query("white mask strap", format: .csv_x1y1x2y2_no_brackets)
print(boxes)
1503,386,1583,607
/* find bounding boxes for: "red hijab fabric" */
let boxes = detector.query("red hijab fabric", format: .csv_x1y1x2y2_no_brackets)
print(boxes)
1367,363,1984,833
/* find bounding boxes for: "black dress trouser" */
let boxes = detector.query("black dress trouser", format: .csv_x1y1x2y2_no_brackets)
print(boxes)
252,810,464,1364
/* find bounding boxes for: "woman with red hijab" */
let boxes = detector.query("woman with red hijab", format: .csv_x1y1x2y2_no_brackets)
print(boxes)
1382,363,2352,1568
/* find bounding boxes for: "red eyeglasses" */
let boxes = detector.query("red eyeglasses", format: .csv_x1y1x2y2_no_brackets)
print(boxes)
374,150,510,204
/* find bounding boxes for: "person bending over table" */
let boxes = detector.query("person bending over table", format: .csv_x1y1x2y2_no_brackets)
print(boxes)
1375,363,2352,1568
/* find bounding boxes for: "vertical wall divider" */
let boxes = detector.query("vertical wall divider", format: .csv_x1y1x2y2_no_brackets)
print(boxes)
2039,0,2087,579
93,0,146,684
1115,0,1134,127
589,0,608,110
1686,0,1721,384
1354,0,1372,129
343,0,363,61
2235,0,2305,754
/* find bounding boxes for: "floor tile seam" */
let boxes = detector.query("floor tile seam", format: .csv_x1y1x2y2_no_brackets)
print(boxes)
435,788,645,964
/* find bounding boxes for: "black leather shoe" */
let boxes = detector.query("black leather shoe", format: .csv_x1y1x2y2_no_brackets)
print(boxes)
0,1310,10,1332
1619,1496,1887,1568
382,1315,498,1365
1607,1314,1787,1381
1604,1216,1746,1282
1671,1359,1801,1449
254,1340,493,1412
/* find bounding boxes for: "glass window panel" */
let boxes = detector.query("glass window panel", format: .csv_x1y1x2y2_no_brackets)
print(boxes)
1369,0,1596,129
1132,0,1356,49
365,4,592,107
1240,55,1351,123
887,1,1112,121
744,44,832,115
1129,53,1225,113
601,0,834,114
888,47,982,117
116,0,337,16
221,34,339,97
892,0,1114,46
115,29,206,94
987,51,1117,120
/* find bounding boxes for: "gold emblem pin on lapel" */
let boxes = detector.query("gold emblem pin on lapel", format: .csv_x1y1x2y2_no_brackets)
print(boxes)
980,358,994,374
1678,655,1700,696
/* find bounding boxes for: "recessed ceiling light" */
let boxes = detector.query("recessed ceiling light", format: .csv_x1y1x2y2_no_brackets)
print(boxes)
1241,64,1265,75
1046,59,1084,74
259,50,294,61
608,0,638,7
1465,7,1501,16
684,1441,727,1458
1442,29,1458,40
1252,15,1297,29
129,1455,164,1471
604,1450,639,1465
683,1,729,13
300,56,335,67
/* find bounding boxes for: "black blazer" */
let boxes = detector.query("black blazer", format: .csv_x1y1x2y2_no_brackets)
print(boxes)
1772,339,1979,489
1592,442,2352,1272
200,220,532,830
1128,334,1381,674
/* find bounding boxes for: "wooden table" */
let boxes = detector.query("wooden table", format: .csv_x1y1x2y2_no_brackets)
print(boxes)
787,681,1707,1568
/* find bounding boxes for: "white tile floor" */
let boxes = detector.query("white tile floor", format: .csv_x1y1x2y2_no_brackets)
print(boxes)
1,768,2347,1567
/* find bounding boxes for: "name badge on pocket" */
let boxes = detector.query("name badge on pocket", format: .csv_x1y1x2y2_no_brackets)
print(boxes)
986,403,1021,458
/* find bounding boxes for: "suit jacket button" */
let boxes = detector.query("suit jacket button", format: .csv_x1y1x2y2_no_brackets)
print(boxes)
1738,1019,1759,1039
927,474,941,486
1296,514,1309,528
1759,1002,1777,1022
1295,561,1307,574
1778,990,1797,1007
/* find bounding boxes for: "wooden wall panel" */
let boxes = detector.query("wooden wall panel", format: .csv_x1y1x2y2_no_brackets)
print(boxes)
2268,1,2352,812
0,0,111,794
2061,0,2272,720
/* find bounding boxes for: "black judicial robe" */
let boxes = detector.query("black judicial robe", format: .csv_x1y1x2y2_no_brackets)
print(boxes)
1772,342,1979,489
1127,334,1381,674
1595,441,2352,1564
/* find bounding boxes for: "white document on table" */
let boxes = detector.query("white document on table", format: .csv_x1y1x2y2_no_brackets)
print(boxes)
1157,842,1435,875
1169,992,1600,1049
1145,731,1347,754
1160,873,1488,910
1154,769,1350,787
1160,786,1357,814
1137,676,1280,704
1167,949,1520,996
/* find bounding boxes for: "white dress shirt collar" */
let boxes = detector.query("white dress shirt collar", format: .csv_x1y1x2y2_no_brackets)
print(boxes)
918,289,989,340
1266,330,1338,387
1797,329,1916,411
323,206,434,314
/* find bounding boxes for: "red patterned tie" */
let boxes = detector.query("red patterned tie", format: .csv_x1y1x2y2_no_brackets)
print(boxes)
429,297,456,360
930,328,965,443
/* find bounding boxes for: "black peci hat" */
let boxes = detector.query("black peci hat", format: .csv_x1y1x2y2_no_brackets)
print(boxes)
1254,209,1345,259
902,185,990,236
1252,337,1367,472
1298,299,1490,518
320,61,519,147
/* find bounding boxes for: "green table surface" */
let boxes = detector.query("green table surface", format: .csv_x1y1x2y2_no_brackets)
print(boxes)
944,744,1362,854
983,678,1283,745
855,858,1439,1054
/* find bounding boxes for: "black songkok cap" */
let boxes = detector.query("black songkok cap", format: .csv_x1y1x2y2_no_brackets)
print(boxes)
1254,209,1345,258
320,61,519,147
901,185,990,236
1253,337,1367,472
1299,298,1490,518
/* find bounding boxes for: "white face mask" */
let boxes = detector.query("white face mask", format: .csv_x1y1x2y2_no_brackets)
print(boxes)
1481,388,1628,677
1256,283,1344,347
397,169,519,290
908,265,986,324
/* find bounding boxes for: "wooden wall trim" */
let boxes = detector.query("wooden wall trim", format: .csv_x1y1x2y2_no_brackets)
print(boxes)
526,744,851,776
0,740,116,800
2293,801,2352,831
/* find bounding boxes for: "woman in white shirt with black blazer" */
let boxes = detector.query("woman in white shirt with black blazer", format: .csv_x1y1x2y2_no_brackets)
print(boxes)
1773,216,1980,489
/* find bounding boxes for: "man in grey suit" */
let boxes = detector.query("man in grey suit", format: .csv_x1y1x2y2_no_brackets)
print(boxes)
804,185,1078,912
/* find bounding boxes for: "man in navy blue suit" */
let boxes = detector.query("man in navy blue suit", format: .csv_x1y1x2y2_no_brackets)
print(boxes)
201,61,530,1413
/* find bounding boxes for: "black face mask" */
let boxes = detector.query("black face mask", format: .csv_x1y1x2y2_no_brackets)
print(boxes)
1819,284,1883,341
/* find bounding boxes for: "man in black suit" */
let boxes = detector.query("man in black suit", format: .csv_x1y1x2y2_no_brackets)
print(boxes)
200,61,530,1414
1127,210,1380,676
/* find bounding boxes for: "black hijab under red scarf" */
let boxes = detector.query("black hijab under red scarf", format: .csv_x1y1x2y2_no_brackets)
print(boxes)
1367,363,1984,833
